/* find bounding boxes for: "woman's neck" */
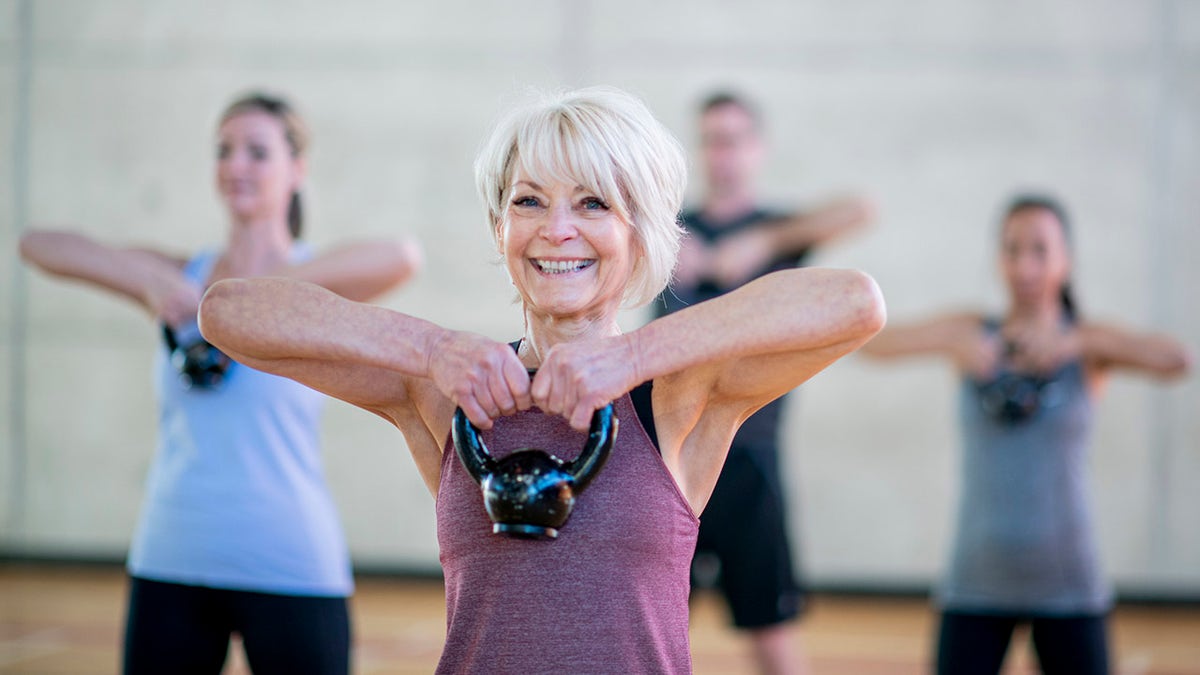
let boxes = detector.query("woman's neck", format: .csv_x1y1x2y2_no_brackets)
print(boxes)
518,308,623,369
1006,299,1064,327
221,217,293,277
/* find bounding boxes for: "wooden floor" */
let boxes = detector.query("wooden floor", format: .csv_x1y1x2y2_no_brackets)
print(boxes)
1,564,1198,674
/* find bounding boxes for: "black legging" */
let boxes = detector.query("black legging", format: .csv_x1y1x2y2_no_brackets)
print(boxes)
123,576,351,675
936,609,1109,675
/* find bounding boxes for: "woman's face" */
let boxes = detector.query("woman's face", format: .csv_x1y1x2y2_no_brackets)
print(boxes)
215,110,303,224
1000,207,1072,309
499,167,638,322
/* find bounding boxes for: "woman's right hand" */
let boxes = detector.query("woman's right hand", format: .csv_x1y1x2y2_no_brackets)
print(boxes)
143,270,204,329
955,326,1004,380
427,332,532,429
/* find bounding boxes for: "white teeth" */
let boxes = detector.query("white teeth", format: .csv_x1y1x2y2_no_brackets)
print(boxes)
534,259,594,274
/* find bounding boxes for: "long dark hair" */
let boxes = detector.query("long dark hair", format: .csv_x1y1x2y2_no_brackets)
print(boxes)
219,92,309,240
1001,194,1077,322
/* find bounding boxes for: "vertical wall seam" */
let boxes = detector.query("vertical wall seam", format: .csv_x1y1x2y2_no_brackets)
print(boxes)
7,0,34,551
1146,0,1176,573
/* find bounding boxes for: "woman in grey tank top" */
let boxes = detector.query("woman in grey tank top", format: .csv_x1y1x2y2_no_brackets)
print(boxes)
862,195,1191,674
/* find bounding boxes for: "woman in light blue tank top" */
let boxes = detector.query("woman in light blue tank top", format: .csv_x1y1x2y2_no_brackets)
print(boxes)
20,92,422,674
862,195,1191,674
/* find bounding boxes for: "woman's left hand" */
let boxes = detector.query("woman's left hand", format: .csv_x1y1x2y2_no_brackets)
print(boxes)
531,336,640,431
1003,323,1082,374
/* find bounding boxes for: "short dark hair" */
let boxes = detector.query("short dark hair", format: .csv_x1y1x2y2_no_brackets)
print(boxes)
698,91,760,128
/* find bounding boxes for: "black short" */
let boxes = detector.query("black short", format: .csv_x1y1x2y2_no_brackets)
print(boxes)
937,609,1110,675
692,446,804,629
123,576,351,675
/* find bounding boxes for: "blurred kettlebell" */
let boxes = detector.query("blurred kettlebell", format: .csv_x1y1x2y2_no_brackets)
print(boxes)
163,321,231,390
977,371,1045,425
452,382,618,540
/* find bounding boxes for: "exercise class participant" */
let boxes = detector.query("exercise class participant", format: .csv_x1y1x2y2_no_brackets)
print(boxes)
198,85,886,674
20,92,422,675
861,195,1191,675
657,91,874,674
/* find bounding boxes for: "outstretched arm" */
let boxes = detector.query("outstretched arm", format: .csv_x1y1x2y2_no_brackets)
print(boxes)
279,237,423,303
858,312,997,378
19,229,200,327
532,267,884,512
770,194,876,251
199,277,530,492
535,267,885,431
199,277,528,425
1078,322,1192,379
707,195,876,287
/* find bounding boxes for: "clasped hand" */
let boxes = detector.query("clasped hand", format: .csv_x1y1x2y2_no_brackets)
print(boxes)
428,332,639,431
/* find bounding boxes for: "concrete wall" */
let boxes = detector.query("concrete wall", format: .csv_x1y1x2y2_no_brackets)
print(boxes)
2,0,1197,594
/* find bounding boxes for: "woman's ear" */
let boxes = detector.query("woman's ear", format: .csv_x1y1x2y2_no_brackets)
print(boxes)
292,155,309,193
494,216,507,254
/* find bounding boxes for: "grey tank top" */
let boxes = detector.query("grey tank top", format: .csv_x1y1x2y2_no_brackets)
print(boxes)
938,320,1112,614
435,391,700,674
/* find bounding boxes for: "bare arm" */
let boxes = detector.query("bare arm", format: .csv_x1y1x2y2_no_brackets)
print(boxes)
198,277,440,416
859,312,998,378
770,194,876,251
198,276,528,492
707,195,875,286
276,237,423,303
19,229,200,326
529,268,885,511
1078,321,1192,380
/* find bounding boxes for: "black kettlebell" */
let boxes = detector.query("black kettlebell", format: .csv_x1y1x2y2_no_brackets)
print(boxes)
452,381,618,540
977,370,1045,425
163,322,232,391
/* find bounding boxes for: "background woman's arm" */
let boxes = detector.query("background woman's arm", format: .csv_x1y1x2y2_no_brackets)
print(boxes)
1079,322,1192,379
19,229,199,327
859,311,994,376
276,237,424,303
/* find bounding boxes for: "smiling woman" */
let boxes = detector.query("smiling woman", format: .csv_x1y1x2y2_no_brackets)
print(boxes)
18,91,423,675
198,85,885,674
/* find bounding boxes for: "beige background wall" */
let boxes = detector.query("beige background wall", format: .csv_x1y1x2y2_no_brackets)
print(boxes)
2,0,1197,595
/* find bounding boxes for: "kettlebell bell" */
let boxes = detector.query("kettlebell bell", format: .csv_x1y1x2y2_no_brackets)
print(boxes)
163,321,232,390
977,370,1045,425
452,381,618,540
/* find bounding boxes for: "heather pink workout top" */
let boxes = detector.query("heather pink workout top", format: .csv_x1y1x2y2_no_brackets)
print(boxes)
435,387,700,674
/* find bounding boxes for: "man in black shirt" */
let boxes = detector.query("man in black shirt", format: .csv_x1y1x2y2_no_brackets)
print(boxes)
657,92,874,673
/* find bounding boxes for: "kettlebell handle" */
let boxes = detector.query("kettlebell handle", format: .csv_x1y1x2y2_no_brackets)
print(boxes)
450,369,618,491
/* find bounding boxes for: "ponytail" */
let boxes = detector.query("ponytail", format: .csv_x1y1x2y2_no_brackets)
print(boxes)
288,191,303,240
1060,281,1078,324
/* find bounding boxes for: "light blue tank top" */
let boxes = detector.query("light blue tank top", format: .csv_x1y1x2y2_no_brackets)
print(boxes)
127,248,353,597
937,319,1111,615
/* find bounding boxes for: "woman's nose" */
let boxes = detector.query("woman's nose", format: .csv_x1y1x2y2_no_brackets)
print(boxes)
540,204,578,243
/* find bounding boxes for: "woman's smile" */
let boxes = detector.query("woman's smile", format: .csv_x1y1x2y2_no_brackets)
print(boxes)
530,258,597,275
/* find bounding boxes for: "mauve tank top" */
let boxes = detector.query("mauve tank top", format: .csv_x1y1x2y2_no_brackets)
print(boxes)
435,389,700,674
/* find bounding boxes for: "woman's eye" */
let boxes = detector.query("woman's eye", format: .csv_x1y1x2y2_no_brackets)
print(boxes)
581,197,608,210
513,196,540,207
217,144,231,160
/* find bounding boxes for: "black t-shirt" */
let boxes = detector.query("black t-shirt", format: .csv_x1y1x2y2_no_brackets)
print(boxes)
652,207,810,458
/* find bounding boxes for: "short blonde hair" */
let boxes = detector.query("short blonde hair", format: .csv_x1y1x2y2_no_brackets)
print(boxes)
474,86,687,308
